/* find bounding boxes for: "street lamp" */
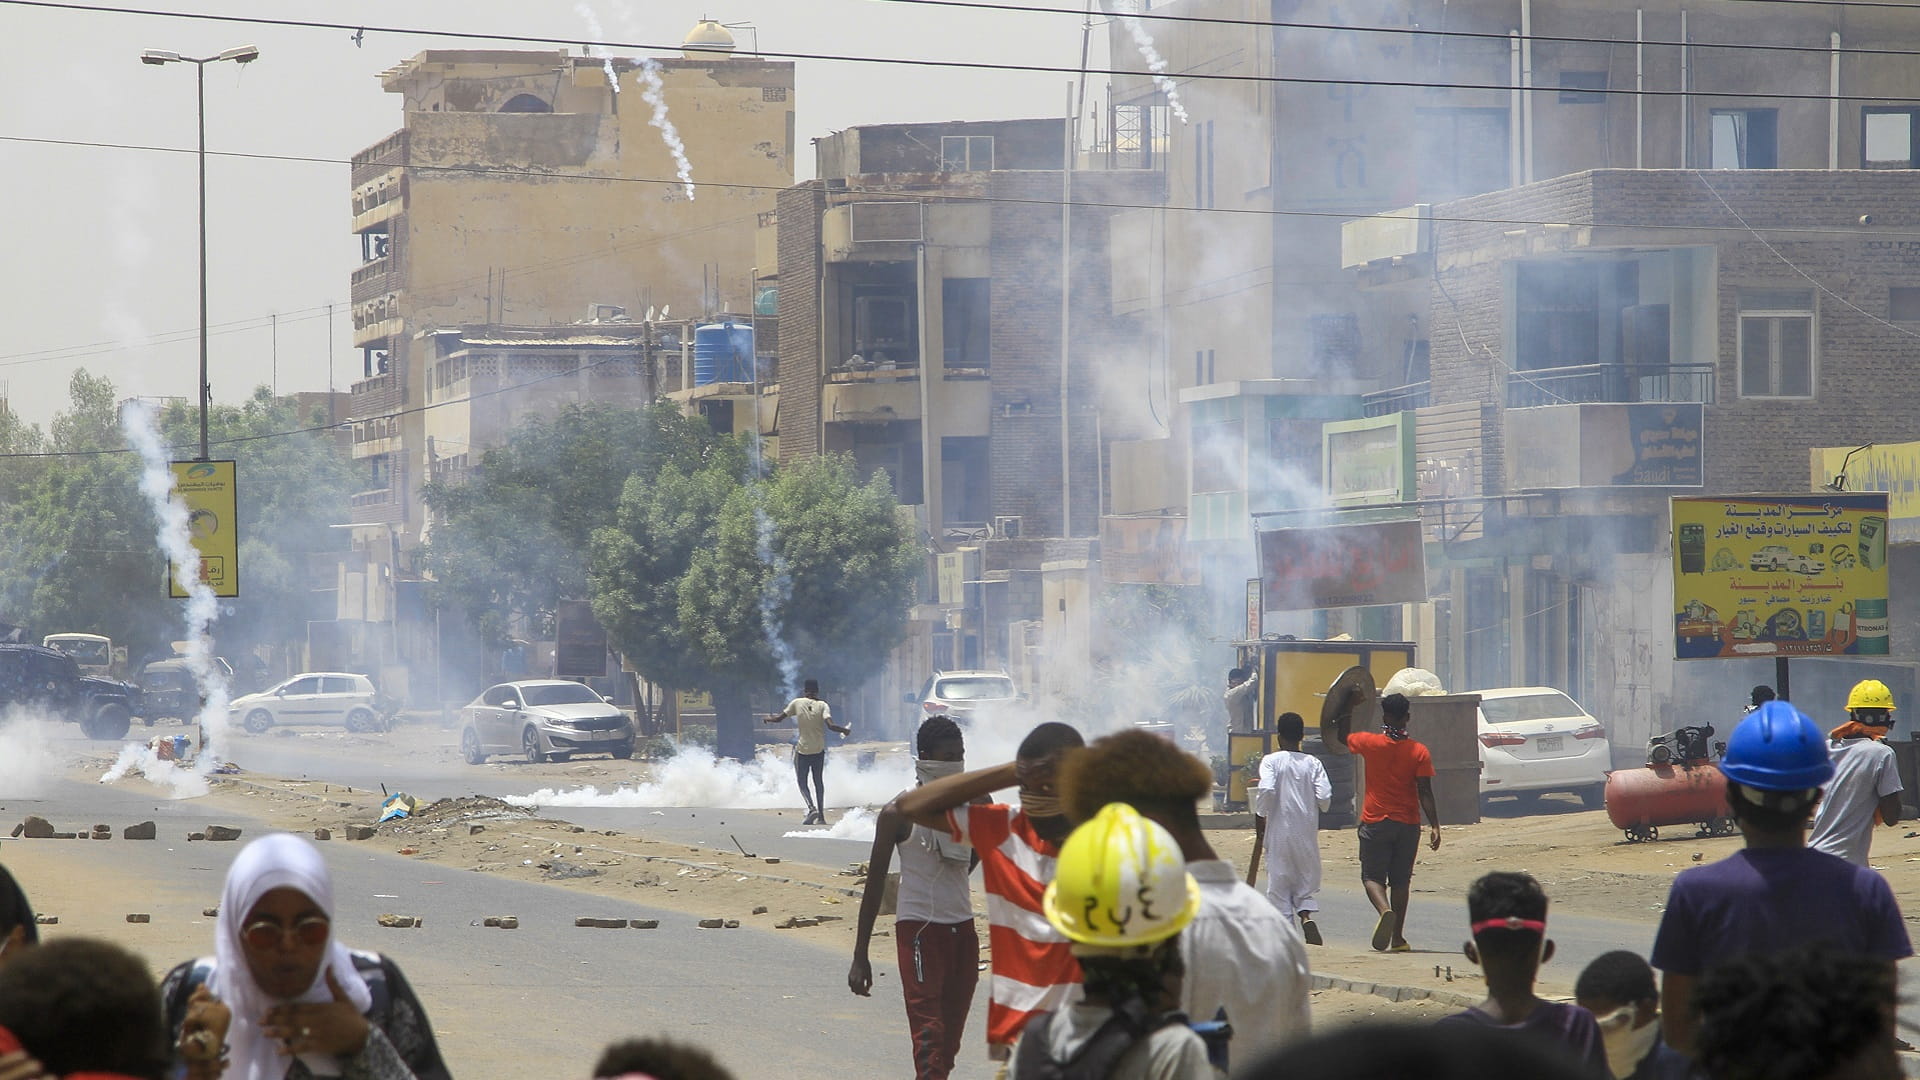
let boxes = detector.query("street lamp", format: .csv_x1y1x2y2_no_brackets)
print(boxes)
139,45,260,461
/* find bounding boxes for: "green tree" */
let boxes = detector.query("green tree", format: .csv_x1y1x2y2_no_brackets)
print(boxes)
422,402,714,645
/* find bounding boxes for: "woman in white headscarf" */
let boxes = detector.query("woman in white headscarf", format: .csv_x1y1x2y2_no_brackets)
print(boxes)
159,833,449,1080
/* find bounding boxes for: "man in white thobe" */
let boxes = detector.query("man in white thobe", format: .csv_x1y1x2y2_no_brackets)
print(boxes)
1253,710,1332,945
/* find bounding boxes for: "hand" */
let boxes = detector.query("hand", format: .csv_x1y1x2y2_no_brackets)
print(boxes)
0,1050,52,1080
261,969,370,1059
1428,827,1442,851
180,985,232,1079
848,955,873,997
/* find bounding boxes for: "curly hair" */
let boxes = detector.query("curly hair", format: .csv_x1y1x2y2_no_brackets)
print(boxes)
916,715,963,757
593,1037,736,1080
1573,950,1657,1006
1466,872,1548,960
1693,946,1897,1080
0,938,169,1079
1059,729,1212,827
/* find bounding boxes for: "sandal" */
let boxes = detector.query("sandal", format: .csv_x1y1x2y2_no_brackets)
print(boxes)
1371,909,1395,951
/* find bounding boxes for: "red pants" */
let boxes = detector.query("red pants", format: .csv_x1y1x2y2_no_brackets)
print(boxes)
896,919,979,1080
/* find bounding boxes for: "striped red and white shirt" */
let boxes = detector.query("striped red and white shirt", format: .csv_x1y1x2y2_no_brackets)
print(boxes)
946,802,1080,1050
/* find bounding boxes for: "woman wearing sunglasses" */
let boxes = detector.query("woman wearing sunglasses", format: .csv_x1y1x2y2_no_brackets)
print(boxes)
159,834,449,1080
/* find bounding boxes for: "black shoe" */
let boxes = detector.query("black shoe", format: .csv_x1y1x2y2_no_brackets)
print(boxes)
1301,918,1323,946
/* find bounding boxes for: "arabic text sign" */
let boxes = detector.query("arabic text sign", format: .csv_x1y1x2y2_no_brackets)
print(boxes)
1259,519,1427,613
1671,494,1890,660
168,460,239,599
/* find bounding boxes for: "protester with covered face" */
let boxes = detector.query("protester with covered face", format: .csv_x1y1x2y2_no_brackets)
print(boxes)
1574,951,1688,1080
849,716,980,1080
898,720,1086,1072
160,832,450,1080
0,938,169,1080
1808,679,1903,865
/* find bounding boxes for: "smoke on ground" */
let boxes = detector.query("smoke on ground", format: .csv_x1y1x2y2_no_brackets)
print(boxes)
99,740,209,798
783,806,879,842
0,711,60,799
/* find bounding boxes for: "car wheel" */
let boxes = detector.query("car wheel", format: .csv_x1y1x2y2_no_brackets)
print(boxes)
83,703,132,741
1580,783,1607,810
522,726,547,764
611,740,634,761
243,709,274,734
344,707,381,734
461,727,487,765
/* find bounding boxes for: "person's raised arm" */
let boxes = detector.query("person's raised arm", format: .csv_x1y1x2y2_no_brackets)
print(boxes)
849,801,912,996
896,763,1018,831
1416,775,1442,850
1327,695,1356,750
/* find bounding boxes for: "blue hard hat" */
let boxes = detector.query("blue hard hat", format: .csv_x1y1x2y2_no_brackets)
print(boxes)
1719,701,1834,791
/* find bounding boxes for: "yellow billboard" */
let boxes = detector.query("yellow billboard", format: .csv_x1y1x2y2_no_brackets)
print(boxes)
1672,494,1889,660
168,460,239,598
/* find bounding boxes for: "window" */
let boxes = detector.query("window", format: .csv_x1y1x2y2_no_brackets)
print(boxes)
1863,108,1920,169
940,135,994,172
1194,349,1215,386
1710,109,1778,169
1891,287,1920,321
942,278,990,369
941,436,990,525
1558,71,1607,105
852,287,917,366
1414,108,1510,200
320,677,358,695
1738,289,1815,398
280,677,321,696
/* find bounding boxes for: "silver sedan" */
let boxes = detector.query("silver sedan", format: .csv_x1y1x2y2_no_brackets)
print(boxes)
460,680,635,764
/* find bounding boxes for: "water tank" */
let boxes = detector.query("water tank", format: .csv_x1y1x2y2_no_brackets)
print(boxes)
693,322,754,385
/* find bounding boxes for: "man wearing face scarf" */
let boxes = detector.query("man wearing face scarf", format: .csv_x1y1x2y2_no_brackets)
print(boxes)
1575,952,1689,1080
849,716,980,1080
898,721,1087,1075
159,833,449,1080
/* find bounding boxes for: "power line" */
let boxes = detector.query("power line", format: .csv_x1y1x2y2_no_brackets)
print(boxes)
9,0,1920,104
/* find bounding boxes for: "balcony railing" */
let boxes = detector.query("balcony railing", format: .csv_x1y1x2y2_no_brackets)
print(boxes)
1506,363,1715,409
1361,381,1431,417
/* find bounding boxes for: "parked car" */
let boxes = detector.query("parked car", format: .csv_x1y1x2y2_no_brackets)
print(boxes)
460,680,635,764
228,672,383,733
1473,686,1612,808
0,643,139,740
137,655,235,723
908,671,1020,721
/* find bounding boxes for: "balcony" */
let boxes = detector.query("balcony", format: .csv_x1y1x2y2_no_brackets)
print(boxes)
351,130,407,188
1506,363,1714,409
824,369,921,424
350,372,401,417
1361,381,1431,417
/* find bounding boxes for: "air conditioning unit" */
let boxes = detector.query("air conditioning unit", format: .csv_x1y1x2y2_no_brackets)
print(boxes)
994,516,1023,539
583,303,630,323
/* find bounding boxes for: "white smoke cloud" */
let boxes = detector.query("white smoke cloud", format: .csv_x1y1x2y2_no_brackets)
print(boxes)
0,710,61,799
507,746,915,811
783,806,879,841
100,739,209,798
637,57,697,200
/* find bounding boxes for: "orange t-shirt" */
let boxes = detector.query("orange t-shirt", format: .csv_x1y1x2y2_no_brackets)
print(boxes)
1347,731,1435,825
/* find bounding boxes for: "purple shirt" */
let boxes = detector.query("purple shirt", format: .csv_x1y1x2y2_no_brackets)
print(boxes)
1439,1000,1608,1072
1650,846,1911,976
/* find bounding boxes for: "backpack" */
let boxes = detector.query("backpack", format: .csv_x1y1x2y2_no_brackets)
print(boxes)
1013,997,1192,1080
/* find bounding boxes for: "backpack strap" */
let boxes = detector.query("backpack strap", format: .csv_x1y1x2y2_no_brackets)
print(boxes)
1014,1013,1060,1078
1056,999,1192,1080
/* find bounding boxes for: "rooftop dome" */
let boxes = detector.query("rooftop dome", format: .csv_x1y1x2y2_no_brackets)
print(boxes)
682,19,736,58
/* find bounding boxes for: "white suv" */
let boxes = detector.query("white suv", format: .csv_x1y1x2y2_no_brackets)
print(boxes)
911,671,1020,720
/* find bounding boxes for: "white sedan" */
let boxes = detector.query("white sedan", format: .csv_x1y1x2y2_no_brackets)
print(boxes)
229,673,383,733
1473,686,1612,809
460,680,635,764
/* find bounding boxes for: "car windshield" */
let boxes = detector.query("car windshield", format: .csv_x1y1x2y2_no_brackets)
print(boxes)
936,677,1016,701
52,640,109,664
1480,692,1584,725
521,683,603,706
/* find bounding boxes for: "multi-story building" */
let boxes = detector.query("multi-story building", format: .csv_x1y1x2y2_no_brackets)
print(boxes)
1101,0,1920,745
335,23,795,691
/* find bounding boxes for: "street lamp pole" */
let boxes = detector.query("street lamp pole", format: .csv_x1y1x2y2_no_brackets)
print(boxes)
141,45,260,461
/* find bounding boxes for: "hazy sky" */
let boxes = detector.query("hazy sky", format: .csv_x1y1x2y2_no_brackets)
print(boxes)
0,0,1113,426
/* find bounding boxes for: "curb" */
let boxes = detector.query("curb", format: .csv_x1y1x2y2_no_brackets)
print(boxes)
1310,972,1479,1010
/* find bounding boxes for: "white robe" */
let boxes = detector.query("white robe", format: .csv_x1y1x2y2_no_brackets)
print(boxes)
1252,750,1332,919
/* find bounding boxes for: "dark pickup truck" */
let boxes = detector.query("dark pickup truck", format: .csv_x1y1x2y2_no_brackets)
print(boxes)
0,643,140,740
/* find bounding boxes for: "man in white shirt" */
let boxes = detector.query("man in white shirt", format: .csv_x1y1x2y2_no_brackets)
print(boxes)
1058,730,1312,1068
1225,667,1259,734
1809,679,1904,865
765,678,849,825
1253,711,1332,944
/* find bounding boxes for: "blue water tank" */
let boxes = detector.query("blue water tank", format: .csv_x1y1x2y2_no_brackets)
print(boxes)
693,321,754,385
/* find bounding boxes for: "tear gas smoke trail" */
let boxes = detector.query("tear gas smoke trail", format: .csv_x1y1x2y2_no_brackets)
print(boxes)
636,57,697,200
574,4,621,96
110,402,229,798
1116,14,1190,124
754,501,802,700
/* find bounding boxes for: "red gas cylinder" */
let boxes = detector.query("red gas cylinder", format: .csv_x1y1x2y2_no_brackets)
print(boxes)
1604,763,1732,842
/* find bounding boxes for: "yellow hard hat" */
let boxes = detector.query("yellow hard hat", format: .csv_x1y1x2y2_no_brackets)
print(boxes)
1041,803,1202,948
1848,679,1896,712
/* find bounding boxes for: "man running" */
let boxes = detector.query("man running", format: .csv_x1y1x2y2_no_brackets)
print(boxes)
1253,711,1332,945
765,679,849,825
1329,691,1440,952
897,722,1086,1074
849,716,978,1080
1808,679,1903,865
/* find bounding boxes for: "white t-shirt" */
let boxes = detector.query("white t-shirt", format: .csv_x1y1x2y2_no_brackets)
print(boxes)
1008,1003,1211,1080
781,696,833,755
1179,860,1312,1063
894,823,975,924
1810,737,1902,865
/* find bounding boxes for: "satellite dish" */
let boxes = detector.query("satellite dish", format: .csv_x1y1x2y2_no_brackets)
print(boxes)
1320,665,1378,733
645,306,657,322
659,305,670,319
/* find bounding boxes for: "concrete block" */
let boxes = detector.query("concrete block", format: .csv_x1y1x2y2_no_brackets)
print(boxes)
52,833,77,840
21,817,53,839
697,918,725,929
202,908,219,917
752,906,768,915
123,821,157,840
346,826,376,841
575,917,627,928
187,832,206,842
92,824,110,834
776,916,821,929
483,917,501,927
376,914,419,928
205,825,242,842
468,824,485,835
33,915,55,925
497,917,519,929
126,913,150,923
313,828,332,841
764,857,781,865
628,919,658,930
7,823,20,838
723,919,740,929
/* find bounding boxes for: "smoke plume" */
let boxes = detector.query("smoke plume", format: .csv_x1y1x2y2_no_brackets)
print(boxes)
636,57,697,200
1116,13,1190,124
